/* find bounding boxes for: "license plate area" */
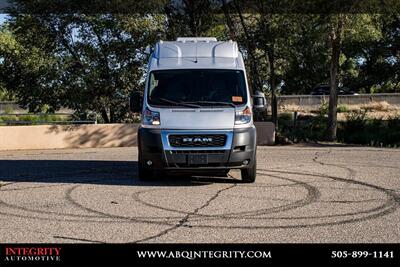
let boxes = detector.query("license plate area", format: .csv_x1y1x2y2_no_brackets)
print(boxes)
188,154,208,165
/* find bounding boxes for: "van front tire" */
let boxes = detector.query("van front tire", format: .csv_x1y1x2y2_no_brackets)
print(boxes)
138,147,154,181
138,164,154,181
241,159,256,183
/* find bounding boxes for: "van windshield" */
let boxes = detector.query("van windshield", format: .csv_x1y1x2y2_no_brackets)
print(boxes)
147,69,247,107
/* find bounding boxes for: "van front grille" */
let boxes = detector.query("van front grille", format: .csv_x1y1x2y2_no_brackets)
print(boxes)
168,134,227,147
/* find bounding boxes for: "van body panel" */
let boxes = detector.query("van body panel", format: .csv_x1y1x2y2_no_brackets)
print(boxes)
155,41,238,59
157,108,235,130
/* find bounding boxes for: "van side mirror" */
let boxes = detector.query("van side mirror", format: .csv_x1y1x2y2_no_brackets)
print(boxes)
253,91,267,111
130,91,143,113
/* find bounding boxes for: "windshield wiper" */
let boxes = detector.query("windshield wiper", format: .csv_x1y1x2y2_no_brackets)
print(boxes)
185,101,236,108
156,98,201,108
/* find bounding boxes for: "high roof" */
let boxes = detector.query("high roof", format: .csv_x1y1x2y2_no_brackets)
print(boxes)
154,38,239,59
149,37,244,70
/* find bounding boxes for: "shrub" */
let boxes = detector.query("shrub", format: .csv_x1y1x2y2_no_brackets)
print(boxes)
318,100,329,116
337,104,349,113
0,114,71,125
277,110,400,147
338,112,400,146
278,113,327,143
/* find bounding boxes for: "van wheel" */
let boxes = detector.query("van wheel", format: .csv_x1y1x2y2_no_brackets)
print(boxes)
241,159,256,183
138,148,154,181
138,164,154,181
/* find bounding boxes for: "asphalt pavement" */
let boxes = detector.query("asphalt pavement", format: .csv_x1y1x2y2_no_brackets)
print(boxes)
0,146,399,243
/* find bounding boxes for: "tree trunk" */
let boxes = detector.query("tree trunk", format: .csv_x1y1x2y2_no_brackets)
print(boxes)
327,15,345,141
110,107,115,123
100,108,109,123
268,49,278,128
233,0,260,93
221,0,236,40
327,45,340,141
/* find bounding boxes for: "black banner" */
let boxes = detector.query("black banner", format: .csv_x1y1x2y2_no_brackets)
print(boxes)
1,0,400,14
0,243,399,267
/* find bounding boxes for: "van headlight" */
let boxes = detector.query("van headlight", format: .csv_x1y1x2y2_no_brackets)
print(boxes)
235,106,252,125
142,108,161,125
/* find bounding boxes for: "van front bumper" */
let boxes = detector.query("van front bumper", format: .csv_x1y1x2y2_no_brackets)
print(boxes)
137,127,256,171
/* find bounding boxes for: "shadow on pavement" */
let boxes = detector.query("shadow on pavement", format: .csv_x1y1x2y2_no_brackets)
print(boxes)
0,160,238,186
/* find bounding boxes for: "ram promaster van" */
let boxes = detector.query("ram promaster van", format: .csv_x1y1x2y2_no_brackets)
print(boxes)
130,37,266,183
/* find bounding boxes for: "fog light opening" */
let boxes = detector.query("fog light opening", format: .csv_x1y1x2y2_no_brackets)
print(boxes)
146,160,153,166
243,159,250,165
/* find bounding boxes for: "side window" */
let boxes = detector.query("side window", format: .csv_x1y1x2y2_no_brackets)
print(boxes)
148,73,159,97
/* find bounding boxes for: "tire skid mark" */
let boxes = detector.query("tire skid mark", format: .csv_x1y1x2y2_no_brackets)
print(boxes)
183,170,392,222
181,152,399,228
0,185,107,219
65,185,182,223
0,149,398,240
0,211,177,225
131,175,319,219
0,182,18,188
131,184,236,243
0,185,179,224
1,167,398,230
0,183,70,192
183,204,398,230
53,235,104,243
313,149,356,179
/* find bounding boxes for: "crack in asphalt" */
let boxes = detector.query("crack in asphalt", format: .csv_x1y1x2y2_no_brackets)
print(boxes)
131,184,237,243
313,149,357,179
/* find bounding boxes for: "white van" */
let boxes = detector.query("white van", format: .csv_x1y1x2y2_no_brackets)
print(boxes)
130,37,266,182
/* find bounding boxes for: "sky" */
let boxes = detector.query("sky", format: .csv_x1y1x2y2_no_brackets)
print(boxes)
0,13,8,25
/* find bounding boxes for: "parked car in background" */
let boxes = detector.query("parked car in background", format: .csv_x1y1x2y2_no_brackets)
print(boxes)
311,85,358,95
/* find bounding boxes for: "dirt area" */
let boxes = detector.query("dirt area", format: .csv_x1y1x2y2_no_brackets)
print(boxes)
279,101,400,121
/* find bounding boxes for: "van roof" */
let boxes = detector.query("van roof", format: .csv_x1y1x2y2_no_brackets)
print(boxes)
148,38,245,71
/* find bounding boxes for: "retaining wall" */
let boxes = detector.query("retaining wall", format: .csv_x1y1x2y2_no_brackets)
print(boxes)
0,122,275,150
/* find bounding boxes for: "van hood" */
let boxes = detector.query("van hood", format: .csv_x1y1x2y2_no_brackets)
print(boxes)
160,108,235,130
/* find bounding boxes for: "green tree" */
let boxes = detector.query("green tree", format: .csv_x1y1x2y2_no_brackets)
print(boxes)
0,24,57,110
326,13,381,141
348,14,400,93
256,11,302,127
282,15,330,94
2,1,165,122
0,28,19,101
222,1,303,127
165,0,223,39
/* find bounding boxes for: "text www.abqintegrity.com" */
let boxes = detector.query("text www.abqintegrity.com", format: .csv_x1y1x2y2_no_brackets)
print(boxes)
137,250,272,260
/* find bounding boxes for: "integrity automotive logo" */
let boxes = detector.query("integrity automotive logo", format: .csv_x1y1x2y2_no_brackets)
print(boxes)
3,247,62,263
